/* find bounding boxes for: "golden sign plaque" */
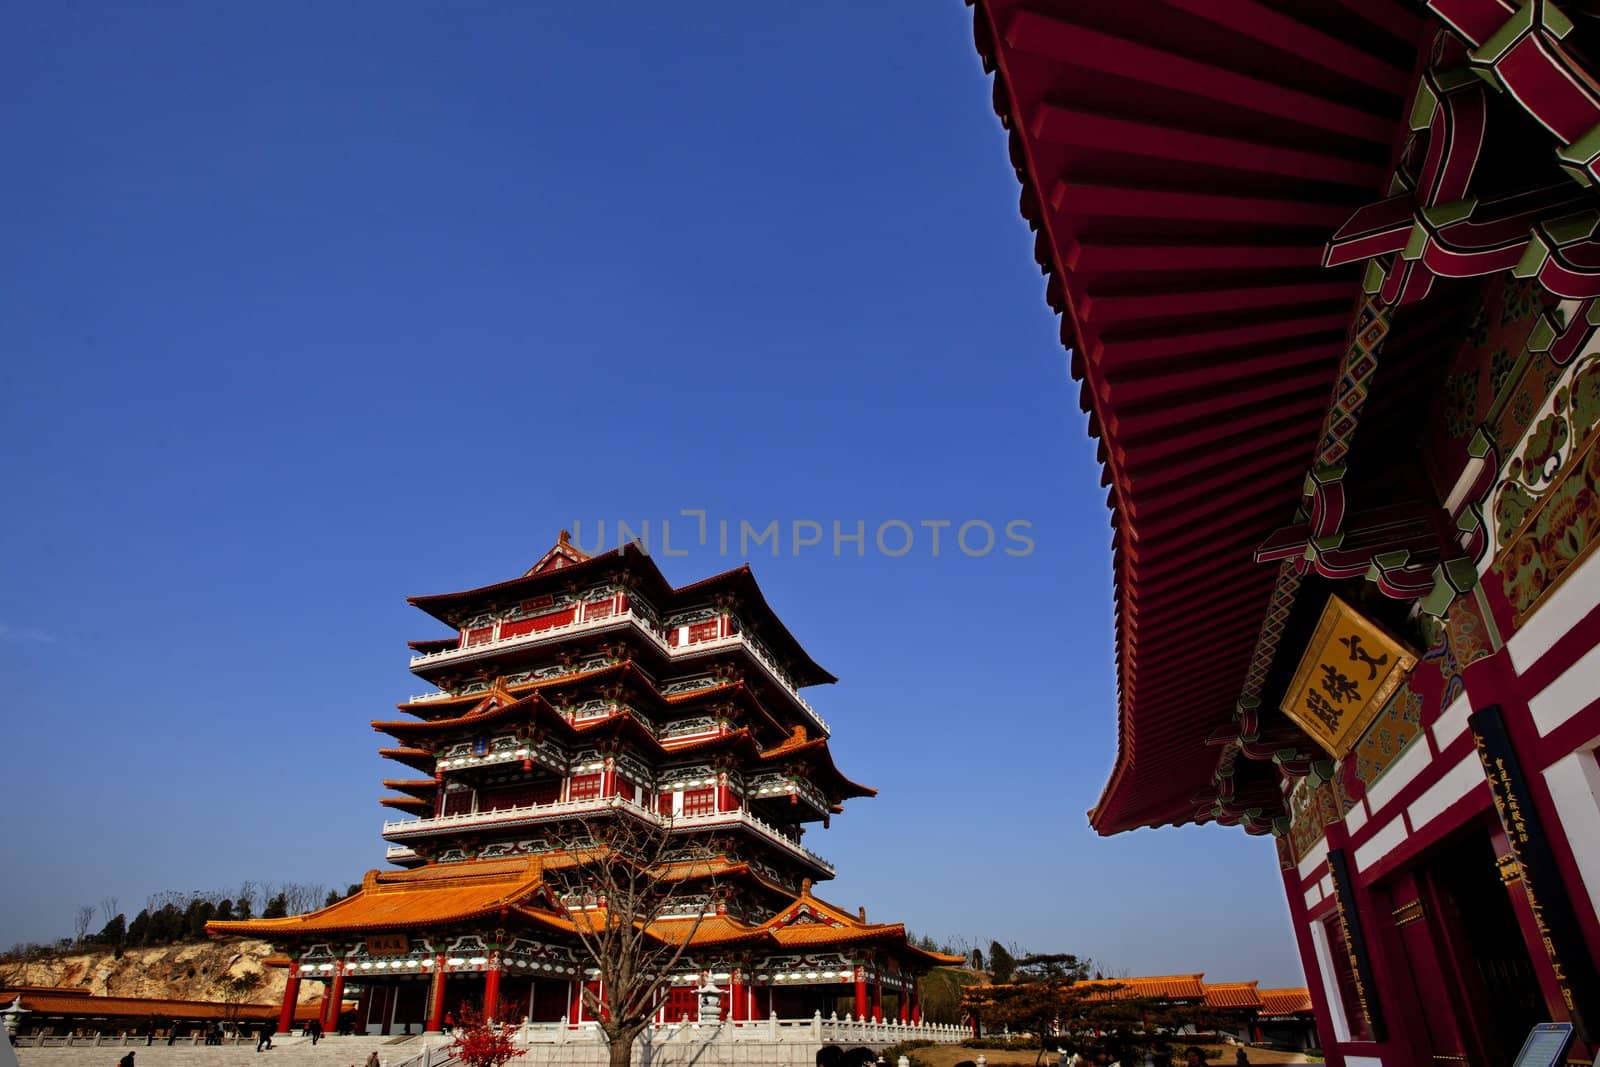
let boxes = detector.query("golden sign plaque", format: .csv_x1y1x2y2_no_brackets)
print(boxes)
365,934,409,957
1280,595,1417,760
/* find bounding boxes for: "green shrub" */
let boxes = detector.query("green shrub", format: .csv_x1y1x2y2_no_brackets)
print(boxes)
963,1035,1041,1050
881,1039,937,1066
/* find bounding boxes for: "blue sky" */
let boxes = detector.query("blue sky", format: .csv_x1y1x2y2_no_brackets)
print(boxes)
0,2,1302,986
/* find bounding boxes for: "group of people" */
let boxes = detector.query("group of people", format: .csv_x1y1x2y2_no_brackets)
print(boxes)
1047,1046,1246,1067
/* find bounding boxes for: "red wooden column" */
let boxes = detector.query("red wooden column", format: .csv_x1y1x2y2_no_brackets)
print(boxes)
1279,863,1343,1060
324,961,346,1030
716,771,733,813
729,969,746,1021
484,954,503,1022
872,966,883,1022
909,982,920,1024
426,954,447,1032
278,964,302,1034
569,977,582,1023
853,965,868,1019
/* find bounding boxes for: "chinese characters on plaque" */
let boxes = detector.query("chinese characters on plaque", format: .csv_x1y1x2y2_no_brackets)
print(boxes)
365,934,409,957
1280,595,1417,759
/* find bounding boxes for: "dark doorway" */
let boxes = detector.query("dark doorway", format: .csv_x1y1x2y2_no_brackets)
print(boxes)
1428,828,1548,1063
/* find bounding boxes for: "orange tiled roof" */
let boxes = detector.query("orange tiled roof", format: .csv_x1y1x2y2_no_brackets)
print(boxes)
1081,974,1207,1001
2,990,283,1023
1258,988,1315,1017
1203,982,1262,1010
209,856,958,968
762,883,962,964
208,857,546,937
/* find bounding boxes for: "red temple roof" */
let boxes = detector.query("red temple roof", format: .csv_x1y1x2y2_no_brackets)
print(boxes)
965,0,1421,833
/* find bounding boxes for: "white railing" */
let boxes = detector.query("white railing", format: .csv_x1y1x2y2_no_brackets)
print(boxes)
381,796,834,875
408,690,464,703
509,1012,968,1047
408,612,644,667
405,610,830,736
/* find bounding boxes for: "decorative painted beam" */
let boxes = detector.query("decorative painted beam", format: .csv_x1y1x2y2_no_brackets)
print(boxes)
1514,210,1600,296
1430,0,1600,186
1527,296,1600,365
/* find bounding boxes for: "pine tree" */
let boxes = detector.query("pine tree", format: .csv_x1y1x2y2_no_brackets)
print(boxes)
262,894,288,920
987,941,1016,983
185,899,216,940
97,914,127,957
127,910,152,947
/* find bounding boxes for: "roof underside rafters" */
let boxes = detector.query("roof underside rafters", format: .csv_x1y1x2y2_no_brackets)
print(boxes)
967,0,1423,833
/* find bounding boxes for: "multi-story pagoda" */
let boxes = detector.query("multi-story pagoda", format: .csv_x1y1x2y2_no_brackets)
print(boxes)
210,535,956,1035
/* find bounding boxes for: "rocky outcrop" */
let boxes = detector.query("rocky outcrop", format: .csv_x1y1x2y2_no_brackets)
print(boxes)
5,940,317,1006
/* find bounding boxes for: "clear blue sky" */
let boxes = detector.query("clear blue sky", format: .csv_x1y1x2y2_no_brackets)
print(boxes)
0,2,1302,986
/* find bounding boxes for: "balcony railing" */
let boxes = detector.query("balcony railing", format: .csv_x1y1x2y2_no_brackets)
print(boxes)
406,610,829,736
505,1013,970,1047
380,795,833,875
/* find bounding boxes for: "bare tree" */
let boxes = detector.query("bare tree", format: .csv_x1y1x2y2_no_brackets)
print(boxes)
540,809,726,1067
282,883,328,917
99,898,119,926
236,882,260,918
215,970,265,1037
73,906,96,946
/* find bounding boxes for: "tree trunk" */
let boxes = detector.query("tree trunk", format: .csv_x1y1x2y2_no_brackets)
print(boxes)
607,1034,633,1067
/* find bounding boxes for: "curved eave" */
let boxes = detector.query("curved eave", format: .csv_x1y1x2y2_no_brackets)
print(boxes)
407,546,833,688
759,737,876,800
675,566,836,687
374,690,551,740
381,795,432,814
407,545,662,628
966,0,1421,834
664,681,788,741
383,778,441,800
378,746,435,773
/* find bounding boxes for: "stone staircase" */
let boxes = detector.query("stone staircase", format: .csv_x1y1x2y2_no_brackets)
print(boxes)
15,1034,441,1067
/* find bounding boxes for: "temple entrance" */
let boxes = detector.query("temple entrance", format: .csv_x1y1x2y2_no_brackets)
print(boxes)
1433,830,1546,1062
770,985,857,1019
1395,825,1548,1066
359,978,430,1035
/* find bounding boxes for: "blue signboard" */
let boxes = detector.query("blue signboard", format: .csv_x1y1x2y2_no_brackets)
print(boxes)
1511,1022,1575,1067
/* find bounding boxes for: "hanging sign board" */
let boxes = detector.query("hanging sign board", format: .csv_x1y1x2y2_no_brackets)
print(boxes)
365,934,409,957
1280,595,1417,759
